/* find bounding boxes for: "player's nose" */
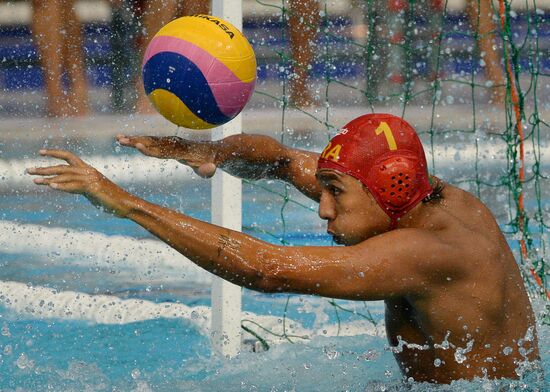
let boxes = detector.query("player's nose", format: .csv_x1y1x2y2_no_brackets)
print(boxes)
318,192,336,221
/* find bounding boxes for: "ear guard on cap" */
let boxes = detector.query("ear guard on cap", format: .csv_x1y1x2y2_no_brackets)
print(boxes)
365,154,432,228
374,157,418,209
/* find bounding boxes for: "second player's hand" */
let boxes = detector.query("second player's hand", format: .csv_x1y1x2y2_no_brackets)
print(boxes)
116,134,218,178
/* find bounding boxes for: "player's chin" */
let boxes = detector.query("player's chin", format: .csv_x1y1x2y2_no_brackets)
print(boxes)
331,235,343,244
330,233,354,246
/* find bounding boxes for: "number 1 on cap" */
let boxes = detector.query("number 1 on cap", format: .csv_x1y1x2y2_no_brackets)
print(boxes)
375,122,397,151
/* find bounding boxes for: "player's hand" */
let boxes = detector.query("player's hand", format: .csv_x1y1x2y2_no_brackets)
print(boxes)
116,135,218,178
26,149,130,217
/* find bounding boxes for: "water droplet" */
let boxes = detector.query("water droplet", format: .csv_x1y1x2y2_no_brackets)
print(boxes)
454,351,466,364
16,353,30,369
1,324,10,337
3,345,12,355
358,350,379,361
323,345,339,360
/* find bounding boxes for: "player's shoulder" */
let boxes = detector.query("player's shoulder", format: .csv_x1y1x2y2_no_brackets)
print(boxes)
355,226,455,263
438,183,502,238
440,182,491,212
349,227,470,285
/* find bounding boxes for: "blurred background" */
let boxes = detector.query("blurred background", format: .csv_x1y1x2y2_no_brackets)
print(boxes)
0,0,547,119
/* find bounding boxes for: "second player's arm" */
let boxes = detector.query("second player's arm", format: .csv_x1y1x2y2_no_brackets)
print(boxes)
215,134,320,200
118,134,322,201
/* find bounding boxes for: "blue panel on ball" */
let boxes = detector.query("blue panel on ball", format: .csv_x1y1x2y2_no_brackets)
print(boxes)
142,52,231,126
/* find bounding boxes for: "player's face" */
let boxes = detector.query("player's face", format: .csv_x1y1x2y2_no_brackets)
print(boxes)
316,169,391,245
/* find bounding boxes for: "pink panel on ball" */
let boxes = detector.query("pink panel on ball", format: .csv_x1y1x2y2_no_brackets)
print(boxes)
143,35,255,118
208,79,256,118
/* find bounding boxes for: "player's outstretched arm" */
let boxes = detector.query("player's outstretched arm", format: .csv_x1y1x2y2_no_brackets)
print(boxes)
27,149,452,299
116,134,321,201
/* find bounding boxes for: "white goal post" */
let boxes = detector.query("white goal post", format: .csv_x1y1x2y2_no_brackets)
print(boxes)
210,0,244,358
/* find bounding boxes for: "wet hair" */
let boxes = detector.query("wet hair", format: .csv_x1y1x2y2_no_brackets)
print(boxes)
422,178,445,203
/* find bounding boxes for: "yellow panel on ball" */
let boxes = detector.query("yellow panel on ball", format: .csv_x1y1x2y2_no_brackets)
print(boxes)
148,89,216,130
154,15,256,83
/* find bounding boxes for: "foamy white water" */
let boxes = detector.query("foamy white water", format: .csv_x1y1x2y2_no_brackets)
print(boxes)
0,154,195,189
0,220,212,285
0,280,212,328
0,280,383,346
1,143,548,189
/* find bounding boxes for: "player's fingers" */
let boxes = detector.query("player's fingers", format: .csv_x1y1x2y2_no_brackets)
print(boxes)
33,174,85,193
46,173,78,184
117,135,164,158
134,142,152,156
134,137,184,159
116,135,153,148
26,164,74,176
196,162,217,178
33,173,74,184
45,181,84,194
39,149,86,167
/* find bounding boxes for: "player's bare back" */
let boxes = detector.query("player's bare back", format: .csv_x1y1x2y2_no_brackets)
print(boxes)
382,182,538,383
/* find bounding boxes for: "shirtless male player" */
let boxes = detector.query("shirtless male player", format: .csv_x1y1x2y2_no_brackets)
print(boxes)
27,113,539,383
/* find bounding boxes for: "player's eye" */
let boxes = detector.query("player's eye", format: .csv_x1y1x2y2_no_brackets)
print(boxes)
329,185,342,196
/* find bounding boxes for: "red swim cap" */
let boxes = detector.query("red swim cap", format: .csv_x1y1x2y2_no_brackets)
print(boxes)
317,113,432,229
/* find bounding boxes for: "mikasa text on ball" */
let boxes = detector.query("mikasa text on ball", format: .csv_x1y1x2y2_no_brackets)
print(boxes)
142,15,257,129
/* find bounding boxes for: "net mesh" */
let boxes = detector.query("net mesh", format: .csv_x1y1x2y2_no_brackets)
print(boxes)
242,0,549,342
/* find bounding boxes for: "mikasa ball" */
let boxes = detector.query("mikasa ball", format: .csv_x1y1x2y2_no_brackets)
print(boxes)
142,15,257,129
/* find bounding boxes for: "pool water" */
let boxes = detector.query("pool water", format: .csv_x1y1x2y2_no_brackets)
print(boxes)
0,300,547,391
0,146,549,390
